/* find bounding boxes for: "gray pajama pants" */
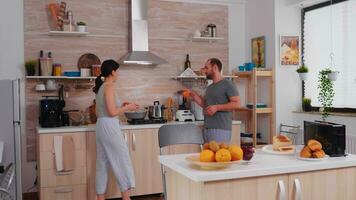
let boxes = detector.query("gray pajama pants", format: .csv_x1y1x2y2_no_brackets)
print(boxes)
203,128,232,143
95,117,135,194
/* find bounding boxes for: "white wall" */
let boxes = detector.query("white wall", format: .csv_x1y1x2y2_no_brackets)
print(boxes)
274,0,302,129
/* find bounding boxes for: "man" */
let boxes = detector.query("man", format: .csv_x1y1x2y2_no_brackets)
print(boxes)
189,58,240,143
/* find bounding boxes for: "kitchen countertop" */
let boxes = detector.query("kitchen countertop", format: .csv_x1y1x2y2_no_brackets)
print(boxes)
158,150,356,182
36,120,242,134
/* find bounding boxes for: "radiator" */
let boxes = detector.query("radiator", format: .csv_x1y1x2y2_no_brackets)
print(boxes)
346,135,356,154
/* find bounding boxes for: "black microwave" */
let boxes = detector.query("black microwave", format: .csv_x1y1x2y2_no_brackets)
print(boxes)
304,121,346,157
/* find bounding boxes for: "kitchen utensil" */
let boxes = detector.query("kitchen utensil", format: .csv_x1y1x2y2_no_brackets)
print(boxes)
124,109,147,120
77,53,101,70
91,64,101,76
46,79,57,91
80,68,91,77
207,24,217,37
40,57,53,76
67,110,84,126
35,84,46,91
185,154,241,170
63,71,80,77
175,110,195,122
148,101,165,119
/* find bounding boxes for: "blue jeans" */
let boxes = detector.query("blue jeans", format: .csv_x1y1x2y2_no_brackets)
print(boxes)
203,128,231,143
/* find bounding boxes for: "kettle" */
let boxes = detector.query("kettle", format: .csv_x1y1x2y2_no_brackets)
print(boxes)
148,101,165,119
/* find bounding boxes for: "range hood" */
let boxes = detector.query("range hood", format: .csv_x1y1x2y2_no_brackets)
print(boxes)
118,0,167,66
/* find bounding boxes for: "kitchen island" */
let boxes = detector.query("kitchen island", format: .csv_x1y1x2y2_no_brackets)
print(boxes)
159,151,356,200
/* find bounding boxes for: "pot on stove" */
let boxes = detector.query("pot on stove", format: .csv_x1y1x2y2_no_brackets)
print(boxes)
147,101,165,119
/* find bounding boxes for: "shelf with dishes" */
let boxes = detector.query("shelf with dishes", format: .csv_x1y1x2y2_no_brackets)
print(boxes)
190,36,224,43
171,75,238,80
48,31,89,37
26,76,97,80
234,69,273,78
236,107,273,114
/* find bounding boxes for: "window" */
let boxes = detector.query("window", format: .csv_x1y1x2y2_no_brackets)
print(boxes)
302,0,356,110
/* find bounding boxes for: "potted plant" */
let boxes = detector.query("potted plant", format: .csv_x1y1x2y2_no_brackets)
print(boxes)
76,21,87,32
296,65,308,80
318,69,335,120
25,60,36,76
302,97,312,112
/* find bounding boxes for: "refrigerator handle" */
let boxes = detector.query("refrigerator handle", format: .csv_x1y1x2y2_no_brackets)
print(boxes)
12,79,21,122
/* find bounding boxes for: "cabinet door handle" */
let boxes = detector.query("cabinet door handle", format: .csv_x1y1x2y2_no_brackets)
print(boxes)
55,187,73,193
294,178,302,200
132,133,136,151
278,180,286,200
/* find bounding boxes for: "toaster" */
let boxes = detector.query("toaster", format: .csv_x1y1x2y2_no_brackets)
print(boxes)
304,121,346,157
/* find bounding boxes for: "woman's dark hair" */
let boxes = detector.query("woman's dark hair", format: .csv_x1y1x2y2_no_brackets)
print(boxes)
93,59,120,93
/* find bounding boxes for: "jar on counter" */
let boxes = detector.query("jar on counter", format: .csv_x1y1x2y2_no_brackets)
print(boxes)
53,63,62,76
207,24,217,37
40,58,53,76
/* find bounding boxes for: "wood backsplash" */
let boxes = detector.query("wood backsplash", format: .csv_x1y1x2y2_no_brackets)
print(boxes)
24,0,228,161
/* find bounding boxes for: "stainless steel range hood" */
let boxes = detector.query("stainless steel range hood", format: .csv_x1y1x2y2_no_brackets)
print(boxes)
118,0,167,66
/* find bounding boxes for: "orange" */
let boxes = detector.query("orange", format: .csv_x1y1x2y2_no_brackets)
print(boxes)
208,141,220,152
182,90,190,98
228,145,243,161
219,143,229,149
199,149,215,162
215,149,232,162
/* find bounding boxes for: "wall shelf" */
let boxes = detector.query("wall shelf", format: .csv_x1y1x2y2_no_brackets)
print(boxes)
48,31,89,37
26,76,96,80
234,70,273,78
171,75,238,80
190,36,224,43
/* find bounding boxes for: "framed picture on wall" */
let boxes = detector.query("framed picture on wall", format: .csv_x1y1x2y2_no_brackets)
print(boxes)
251,36,265,68
280,35,300,66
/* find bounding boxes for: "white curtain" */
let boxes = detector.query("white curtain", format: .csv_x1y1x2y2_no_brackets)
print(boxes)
304,0,356,108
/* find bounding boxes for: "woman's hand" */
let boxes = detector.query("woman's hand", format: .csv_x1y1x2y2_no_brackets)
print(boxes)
123,103,139,111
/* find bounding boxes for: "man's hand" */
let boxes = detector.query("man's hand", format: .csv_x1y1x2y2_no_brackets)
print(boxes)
205,105,219,116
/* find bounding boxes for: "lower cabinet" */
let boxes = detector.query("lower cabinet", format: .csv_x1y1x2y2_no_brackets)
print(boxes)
87,129,164,199
288,168,356,200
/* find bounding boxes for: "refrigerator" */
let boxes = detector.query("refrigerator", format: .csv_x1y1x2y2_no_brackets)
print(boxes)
0,79,22,200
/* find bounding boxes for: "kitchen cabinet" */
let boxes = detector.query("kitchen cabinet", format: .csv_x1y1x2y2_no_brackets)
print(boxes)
87,129,163,199
288,168,356,200
37,132,87,200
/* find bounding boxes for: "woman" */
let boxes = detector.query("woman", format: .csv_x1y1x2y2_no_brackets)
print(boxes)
93,59,137,200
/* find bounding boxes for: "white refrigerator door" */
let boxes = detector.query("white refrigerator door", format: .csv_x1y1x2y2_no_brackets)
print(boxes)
0,79,22,200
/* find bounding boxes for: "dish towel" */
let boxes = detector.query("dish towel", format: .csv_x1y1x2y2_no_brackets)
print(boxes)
53,136,64,172
62,135,76,171
53,135,76,172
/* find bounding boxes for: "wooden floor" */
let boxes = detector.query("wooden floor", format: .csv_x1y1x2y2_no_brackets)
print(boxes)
23,193,164,200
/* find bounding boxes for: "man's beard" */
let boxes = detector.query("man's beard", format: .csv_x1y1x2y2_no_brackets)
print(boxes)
206,74,213,80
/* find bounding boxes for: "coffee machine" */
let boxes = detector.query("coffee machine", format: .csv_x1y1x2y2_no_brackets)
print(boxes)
39,85,66,127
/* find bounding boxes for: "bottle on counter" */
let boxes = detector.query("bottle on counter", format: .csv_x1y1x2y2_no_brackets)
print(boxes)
38,50,43,76
53,63,62,76
184,54,191,70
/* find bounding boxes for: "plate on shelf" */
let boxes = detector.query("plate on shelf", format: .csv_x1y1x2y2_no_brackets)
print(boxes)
262,145,295,155
77,53,101,70
185,155,241,170
296,155,329,161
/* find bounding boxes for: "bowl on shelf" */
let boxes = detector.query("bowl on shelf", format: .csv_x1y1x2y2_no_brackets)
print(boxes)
63,71,80,77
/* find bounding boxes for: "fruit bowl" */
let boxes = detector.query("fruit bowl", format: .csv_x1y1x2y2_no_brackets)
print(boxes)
185,154,241,170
